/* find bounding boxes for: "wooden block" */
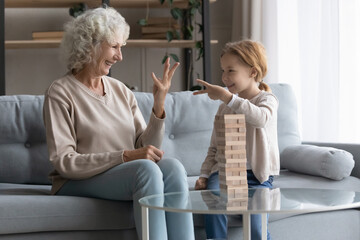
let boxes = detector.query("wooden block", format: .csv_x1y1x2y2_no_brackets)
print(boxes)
216,131,246,138
221,170,247,177
217,145,246,151
215,123,246,130
216,127,246,133
220,179,248,186
219,167,247,173
220,184,248,192
216,136,246,143
220,188,248,199
218,162,247,168
217,148,246,155
216,140,247,146
217,155,247,161
216,114,245,121
219,174,247,181
217,156,247,164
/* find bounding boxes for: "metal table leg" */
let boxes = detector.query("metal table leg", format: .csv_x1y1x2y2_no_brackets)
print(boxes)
243,213,251,240
141,206,149,240
261,213,267,240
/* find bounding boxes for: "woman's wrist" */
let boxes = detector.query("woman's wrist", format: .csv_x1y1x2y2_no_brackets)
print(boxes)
153,103,165,119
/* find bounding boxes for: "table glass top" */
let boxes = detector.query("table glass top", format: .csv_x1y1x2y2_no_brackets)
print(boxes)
139,188,360,214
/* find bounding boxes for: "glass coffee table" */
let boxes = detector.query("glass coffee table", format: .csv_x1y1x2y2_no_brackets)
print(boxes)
139,188,360,240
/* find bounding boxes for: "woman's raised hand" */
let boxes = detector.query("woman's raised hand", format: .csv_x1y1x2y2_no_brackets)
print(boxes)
123,145,164,163
193,79,233,104
151,57,180,118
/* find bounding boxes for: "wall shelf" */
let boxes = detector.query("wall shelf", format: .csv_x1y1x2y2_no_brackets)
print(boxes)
4,0,216,9
5,39,218,49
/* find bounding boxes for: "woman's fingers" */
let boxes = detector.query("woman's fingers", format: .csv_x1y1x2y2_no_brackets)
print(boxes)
163,57,170,80
167,62,180,83
151,72,162,88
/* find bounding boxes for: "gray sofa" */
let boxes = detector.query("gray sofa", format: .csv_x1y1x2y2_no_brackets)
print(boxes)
1,83,360,240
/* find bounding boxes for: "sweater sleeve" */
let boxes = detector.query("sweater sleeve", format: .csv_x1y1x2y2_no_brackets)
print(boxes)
43,95,124,180
130,93,165,149
229,93,278,128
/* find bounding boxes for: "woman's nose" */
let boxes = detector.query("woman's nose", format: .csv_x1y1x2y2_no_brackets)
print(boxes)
114,49,122,61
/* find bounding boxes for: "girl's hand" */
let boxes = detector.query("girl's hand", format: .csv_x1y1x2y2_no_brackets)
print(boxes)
195,177,208,190
151,57,180,118
123,145,164,163
193,79,233,104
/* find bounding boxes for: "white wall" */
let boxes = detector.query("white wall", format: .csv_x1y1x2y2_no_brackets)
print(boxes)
4,1,233,95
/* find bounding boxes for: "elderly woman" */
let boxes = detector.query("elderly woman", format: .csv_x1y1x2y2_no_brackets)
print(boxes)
43,7,194,240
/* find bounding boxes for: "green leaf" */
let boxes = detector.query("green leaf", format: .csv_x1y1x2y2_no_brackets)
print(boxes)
159,0,165,5
197,48,204,61
195,41,202,49
186,26,193,38
189,0,196,5
167,0,173,7
166,31,174,42
162,55,169,64
196,23,203,33
138,18,148,26
170,8,182,20
170,53,180,62
190,7,197,15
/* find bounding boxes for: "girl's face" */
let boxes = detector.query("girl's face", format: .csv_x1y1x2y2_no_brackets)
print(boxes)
220,53,256,94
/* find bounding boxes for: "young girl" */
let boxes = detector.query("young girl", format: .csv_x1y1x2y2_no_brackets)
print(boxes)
194,40,280,240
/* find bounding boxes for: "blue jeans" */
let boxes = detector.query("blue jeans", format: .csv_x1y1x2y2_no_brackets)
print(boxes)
56,158,194,240
205,171,273,240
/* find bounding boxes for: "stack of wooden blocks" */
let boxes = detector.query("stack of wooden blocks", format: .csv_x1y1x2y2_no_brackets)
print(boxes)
215,114,248,210
141,17,180,39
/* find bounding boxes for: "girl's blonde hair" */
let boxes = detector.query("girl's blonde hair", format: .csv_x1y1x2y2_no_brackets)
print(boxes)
221,40,271,92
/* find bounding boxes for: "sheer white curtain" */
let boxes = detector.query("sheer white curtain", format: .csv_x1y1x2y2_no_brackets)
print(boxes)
232,0,360,143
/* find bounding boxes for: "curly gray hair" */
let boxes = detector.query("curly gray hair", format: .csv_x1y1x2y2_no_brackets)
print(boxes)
61,7,130,72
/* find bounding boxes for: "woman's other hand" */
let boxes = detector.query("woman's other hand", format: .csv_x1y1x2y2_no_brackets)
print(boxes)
195,177,208,190
193,79,233,104
151,57,180,118
123,145,164,163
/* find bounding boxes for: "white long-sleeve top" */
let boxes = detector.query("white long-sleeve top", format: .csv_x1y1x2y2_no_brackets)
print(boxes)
200,91,280,183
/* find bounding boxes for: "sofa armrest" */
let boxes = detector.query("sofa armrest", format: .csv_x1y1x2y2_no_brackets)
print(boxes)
302,141,360,179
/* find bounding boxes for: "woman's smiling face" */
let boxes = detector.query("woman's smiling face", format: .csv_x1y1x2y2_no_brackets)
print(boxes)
93,35,124,76
220,53,255,94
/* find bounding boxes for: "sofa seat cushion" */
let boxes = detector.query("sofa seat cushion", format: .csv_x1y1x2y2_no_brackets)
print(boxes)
0,183,134,235
273,169,360,191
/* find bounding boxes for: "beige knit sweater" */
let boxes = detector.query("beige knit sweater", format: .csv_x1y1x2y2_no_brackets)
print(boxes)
200,91,280,183
43,74,165,194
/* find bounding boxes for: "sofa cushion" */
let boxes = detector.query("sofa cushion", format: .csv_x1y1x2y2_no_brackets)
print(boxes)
0,95,52,184
0,183,134,235
281,145,355,180
269,84,301,153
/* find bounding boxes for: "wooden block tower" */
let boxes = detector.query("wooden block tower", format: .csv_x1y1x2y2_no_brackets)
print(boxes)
215,114,248,208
